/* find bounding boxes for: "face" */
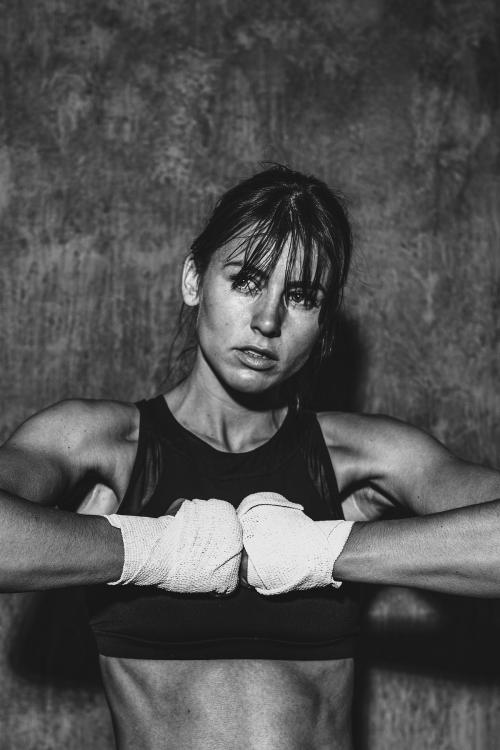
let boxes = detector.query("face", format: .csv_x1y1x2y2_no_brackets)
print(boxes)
182,236,328,396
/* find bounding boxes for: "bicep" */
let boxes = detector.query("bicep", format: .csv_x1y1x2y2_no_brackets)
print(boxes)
0,400,105,507
321,411,500,516
0,445,66,506
366,423,500,515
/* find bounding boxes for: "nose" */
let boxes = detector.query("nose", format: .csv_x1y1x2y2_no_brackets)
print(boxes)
250,289,283,338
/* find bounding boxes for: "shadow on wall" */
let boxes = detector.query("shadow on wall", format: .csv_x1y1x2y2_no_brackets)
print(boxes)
352,591,500,747
8,589,101,687
360,589,500,682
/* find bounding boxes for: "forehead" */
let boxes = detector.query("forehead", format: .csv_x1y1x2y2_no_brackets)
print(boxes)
214,232,331,285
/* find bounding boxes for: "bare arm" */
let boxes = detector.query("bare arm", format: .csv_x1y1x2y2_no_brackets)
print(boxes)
0,399,131,591
334,500,500,597
319,412,500,596
319,411,500,517
0,497,123,591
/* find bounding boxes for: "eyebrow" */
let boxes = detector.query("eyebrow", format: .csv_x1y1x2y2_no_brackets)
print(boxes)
223,260,326,293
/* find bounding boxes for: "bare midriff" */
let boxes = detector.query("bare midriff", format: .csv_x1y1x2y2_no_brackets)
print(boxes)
100,656,354,750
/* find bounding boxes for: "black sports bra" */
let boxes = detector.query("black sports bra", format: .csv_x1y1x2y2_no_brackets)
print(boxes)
86,396,360,659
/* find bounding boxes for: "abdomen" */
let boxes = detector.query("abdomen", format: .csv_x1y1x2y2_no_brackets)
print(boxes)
100,656,355,750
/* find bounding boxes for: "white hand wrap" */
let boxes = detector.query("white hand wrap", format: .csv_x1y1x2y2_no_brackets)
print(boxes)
237,492,354,596
104,498,243,595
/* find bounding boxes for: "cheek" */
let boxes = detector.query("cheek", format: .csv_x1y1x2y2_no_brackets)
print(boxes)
278,317,320,377
197,284,241,340
286,315,321,355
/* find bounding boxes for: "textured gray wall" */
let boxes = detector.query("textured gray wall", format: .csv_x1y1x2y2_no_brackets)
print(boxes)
1,1,499,747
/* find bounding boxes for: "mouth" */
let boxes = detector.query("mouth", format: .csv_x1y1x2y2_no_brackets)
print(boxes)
239,346,278,360
235,346,279,370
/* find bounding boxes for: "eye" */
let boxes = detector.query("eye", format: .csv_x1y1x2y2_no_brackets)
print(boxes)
287,287,321,309
230,273,261,295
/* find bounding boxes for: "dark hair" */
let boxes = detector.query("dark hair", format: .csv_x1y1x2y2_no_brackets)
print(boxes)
190,164,352,360
168,164,353,402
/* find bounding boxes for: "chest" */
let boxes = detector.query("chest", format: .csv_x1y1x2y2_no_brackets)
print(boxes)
135,443,338,521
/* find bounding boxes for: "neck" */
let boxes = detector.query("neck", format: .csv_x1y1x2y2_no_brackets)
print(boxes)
164,355,289,453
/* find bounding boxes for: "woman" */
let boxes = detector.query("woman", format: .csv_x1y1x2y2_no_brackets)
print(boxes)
1,165,500,750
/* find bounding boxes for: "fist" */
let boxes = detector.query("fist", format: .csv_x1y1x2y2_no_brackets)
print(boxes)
237,492,334,596
166,498,251,589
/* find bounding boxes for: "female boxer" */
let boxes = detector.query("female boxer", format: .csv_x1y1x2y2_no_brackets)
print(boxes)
1,165,499,750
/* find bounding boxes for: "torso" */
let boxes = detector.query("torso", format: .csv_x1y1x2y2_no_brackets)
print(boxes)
76,393,465,749
100,656,354,750
79,397,361,750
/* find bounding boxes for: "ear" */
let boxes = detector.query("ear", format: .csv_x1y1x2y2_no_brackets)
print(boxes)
181,255,201,307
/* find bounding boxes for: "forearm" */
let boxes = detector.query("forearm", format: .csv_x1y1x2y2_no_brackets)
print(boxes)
334,499,500,597
0,491,123,591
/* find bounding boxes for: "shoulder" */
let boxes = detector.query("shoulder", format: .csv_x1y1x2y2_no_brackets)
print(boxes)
317,409,445,450
2,398,140,503
316,410,456,499
6,398,139,454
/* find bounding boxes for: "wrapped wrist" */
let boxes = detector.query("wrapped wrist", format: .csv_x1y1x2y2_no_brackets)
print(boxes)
104,499,243,595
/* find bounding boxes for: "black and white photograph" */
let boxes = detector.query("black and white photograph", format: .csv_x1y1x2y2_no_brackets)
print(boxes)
1,2,499,748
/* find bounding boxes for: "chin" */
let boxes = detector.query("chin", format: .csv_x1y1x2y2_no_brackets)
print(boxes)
227,371,278,394
213,363,281,396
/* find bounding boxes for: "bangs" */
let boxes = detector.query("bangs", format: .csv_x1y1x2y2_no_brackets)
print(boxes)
223,206,338,315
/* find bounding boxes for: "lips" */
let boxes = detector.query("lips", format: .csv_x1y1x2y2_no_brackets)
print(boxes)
238,346,278,361
235,346,278,370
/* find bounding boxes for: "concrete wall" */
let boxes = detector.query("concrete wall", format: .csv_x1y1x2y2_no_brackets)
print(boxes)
1,1,499,747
